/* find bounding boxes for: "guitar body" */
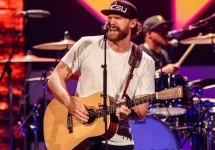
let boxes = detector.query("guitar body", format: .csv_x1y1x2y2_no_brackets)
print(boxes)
43,93,118,150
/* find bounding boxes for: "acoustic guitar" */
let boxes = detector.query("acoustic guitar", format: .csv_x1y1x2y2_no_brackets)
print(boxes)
44,86,183,150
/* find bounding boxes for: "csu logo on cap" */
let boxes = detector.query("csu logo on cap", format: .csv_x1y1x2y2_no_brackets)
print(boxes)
110,2,127,13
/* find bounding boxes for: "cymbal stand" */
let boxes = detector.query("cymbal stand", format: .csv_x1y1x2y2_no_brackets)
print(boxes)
179,107,209,150
17,60,32,150
30,104,41,150
41,72,48,107
17,104,41,150
41,31,71,107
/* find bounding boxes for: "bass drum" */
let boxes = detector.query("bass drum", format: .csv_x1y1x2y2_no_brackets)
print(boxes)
129,116,191,150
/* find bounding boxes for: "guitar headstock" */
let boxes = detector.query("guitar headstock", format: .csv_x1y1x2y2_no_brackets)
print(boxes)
156,86,183,100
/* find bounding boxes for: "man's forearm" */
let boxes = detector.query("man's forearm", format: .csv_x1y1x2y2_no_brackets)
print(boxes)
48,76,71,105
128,109,147,120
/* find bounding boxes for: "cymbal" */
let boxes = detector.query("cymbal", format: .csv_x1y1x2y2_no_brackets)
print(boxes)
33,39,75,50
26,71,79,81
188,78,215,88
193,97,215,103
0,54,59,63
180,33,215,44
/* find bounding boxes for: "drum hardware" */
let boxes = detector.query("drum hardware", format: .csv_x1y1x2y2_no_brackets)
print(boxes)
151,74,188,117
17,104,41,150
0,53,60,63
180,33,215,45
0,49,60,150
17,50,33,116
179,107,209,149
33,31,76,50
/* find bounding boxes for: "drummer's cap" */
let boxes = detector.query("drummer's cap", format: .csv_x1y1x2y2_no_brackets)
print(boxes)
142,15,172,33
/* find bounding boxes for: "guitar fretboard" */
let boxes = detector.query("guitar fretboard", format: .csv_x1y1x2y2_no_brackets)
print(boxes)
95,94,156,118
87,86,182,118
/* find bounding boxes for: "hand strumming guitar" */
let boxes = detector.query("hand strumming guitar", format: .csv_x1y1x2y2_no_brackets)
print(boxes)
64,98,89,124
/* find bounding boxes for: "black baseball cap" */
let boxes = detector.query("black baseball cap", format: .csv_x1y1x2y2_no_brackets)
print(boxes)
101,0,138,19
142,15,172,33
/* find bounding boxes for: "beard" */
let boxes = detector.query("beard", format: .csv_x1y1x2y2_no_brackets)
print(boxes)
107,24,130,42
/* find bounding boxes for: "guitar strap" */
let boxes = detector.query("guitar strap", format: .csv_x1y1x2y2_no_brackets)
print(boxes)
122,43,142,107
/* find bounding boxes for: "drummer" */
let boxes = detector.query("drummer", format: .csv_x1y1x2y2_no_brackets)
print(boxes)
139,15,180,74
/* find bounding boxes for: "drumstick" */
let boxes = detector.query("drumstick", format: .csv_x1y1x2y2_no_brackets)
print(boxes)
176,32,203,66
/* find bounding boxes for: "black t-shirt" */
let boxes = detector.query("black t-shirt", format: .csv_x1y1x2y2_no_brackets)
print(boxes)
139,44,171,70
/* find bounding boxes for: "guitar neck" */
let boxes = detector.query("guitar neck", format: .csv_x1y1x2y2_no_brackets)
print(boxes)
94,86,183,117
107,94,156,115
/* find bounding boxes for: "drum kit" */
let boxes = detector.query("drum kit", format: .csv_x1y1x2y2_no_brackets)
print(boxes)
130,32,215,150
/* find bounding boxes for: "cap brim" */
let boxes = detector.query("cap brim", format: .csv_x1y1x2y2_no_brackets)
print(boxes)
101,9,130,19
150,21,173,31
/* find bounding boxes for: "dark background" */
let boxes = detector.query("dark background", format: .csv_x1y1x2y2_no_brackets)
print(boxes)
24,0,215,70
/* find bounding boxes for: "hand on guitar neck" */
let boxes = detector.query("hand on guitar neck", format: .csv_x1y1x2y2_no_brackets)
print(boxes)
116,98,132,117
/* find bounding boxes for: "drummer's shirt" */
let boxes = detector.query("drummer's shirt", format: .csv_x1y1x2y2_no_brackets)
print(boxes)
139,43,171,70
61,35,155,146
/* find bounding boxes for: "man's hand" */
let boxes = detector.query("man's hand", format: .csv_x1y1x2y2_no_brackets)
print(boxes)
160,63,180,74
116,98,132,118
64,98,89,124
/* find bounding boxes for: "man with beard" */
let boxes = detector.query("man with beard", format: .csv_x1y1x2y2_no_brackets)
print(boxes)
139,15,180,74
48,1,155,150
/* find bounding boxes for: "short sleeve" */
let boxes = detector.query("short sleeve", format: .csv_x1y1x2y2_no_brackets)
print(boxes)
135,59,155,95
61,38,85,73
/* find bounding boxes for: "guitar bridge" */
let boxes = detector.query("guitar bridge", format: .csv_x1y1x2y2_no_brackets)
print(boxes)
67,112,73,133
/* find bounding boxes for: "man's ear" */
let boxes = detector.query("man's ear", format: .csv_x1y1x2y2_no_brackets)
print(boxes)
146,32,152,39
130,19,138,28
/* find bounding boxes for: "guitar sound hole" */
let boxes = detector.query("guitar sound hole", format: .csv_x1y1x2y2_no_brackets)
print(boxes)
87,109,97,124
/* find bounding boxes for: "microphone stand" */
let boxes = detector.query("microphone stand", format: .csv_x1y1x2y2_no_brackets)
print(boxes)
101,33,108,150
0,15,29,150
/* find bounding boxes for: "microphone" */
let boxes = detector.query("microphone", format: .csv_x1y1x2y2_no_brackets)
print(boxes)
16,10,50,18
167,39,179,47
168,25,197,37
102,21,110,34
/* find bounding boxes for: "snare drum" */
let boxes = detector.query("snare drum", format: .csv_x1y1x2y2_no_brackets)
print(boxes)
129,116,191,150
149,74,189,116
